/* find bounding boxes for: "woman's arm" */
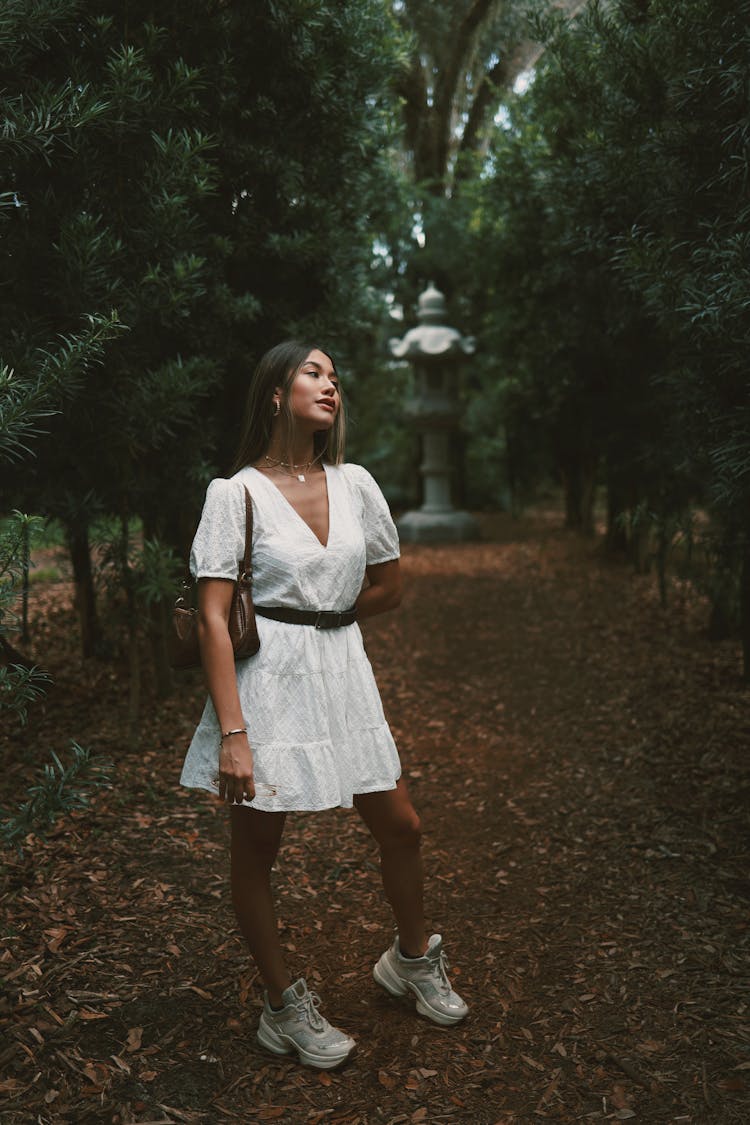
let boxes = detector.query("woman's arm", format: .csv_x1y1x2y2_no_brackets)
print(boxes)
197,577,255,803
356,559,402,620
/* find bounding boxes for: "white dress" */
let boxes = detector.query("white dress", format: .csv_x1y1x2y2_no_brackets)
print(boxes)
179,462,402,811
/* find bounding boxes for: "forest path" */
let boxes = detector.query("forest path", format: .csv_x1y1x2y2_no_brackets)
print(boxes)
1,509,748,1124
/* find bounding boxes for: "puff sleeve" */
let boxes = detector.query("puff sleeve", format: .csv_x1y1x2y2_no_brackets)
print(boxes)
189,477,246,580
347,464,400,566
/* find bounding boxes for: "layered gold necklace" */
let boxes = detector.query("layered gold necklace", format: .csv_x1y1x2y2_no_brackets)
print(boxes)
263,451,324,483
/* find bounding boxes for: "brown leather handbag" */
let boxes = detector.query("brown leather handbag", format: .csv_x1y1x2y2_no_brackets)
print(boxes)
170,485,260,670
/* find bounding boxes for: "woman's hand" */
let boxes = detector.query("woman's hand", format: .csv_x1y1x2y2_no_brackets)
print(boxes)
218,732,256,804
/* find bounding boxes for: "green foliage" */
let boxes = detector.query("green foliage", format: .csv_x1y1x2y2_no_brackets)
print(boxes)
130,538,184,607
0,743,111,852
0,664,52,727
1,0,405,526
0,512,46,652
0,516,105,844
98,527,183,611
0,314,123,463
28,566,62,584
0,0,408,694
391,0,549,196
473,0,750,564
0,512,45,593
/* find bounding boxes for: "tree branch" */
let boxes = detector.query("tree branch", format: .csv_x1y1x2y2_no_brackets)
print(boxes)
456,0,590,172
394,47,431,181
433,0,499,184
459,53,512,160
435,0,497,121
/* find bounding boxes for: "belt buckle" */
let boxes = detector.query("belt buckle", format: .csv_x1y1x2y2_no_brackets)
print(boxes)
315,612,324,630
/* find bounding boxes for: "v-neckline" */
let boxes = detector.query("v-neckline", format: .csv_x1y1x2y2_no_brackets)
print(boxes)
248,464,332,550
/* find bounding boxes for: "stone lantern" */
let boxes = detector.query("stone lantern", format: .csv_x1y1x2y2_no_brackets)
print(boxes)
389,282,479,543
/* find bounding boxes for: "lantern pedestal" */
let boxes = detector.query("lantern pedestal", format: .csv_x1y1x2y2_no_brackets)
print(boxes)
397,508,479,544
390,282,479,544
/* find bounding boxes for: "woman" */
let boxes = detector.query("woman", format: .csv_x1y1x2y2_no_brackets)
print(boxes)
180,341,467,1069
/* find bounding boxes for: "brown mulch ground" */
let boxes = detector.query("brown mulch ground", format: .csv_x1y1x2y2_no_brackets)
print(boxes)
1,507,749,1124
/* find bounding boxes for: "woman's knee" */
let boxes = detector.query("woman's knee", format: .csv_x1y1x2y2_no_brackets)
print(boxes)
380,806,422,852
231,839,280,888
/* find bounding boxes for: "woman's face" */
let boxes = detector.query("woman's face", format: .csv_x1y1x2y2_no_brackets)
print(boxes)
285,349,340,430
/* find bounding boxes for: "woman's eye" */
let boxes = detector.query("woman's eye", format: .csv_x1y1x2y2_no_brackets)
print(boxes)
303,369,338,391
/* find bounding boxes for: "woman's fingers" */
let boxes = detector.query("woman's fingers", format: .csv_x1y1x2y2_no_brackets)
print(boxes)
219,770,255,803
233,777,248,803
218,742,255,803
238,774,255,803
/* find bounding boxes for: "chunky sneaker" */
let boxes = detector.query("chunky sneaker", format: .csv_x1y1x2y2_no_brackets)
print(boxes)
256,978,355,1069
373,933,469,1026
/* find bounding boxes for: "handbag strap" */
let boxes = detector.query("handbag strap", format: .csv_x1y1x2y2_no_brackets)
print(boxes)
240,485,253,578
182,481,254,588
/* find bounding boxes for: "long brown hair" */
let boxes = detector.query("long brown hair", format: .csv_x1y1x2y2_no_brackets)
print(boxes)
230,341,346,474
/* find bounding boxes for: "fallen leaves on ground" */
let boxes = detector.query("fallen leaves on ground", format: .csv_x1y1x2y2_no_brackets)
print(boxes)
1,506,749,1123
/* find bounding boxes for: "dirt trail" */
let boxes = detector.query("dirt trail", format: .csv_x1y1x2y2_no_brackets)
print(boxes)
1,510,748,1123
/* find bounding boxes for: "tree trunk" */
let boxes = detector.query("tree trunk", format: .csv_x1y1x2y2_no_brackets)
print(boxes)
119,515,141,749
579,466,596,537
631,521,652,575
561,455,597,536
127,607,141,751
140,511,175,700
148,597,174,699
707,549,737,641
505,424,522,519
605,471,629,554
20,519,30,644
66,521,101,658
453,428,467,509
740,531,750,682
656,523,669,608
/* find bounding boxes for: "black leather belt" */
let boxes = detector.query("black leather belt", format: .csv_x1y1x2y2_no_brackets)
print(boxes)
255,606,357,629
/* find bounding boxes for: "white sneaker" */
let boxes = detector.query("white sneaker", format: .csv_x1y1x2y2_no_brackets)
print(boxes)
256,978,355,1069
373,933,469,1026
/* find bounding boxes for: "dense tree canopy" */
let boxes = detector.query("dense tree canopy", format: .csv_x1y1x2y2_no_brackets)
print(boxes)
392,0,586,196
471,0,750,663
1,0,403,697
3,0,750,682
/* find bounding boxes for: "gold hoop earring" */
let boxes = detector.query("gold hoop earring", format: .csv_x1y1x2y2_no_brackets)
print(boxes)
273,400,280,417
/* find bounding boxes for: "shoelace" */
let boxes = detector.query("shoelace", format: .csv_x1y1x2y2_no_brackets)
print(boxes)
427,949,452,993
294,990,326,1031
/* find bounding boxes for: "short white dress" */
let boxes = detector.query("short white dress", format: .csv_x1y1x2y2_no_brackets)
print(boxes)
179,462,402,812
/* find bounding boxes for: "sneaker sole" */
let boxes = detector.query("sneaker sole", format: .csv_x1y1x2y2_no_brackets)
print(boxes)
373,954,467,1027
257,1019,355,1070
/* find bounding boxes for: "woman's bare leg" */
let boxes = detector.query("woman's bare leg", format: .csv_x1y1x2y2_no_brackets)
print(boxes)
354,779,427,956
230,806,290,1006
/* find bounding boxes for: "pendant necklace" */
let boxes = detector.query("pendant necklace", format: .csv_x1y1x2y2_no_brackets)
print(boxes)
264,451,323,483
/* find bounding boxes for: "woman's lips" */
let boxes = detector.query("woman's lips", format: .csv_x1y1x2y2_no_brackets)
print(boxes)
316,400,335,412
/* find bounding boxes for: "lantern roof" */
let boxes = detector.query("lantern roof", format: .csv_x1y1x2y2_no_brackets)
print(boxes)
389,282,475,360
